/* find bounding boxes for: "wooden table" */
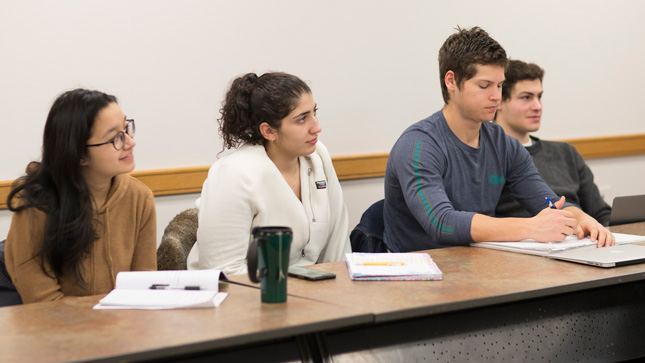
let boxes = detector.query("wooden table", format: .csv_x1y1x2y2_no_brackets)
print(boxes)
263,222,645,362
0,280,372,362
2,222,644,362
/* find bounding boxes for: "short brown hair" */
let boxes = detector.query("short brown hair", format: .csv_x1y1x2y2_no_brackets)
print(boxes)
438,26,508,104
501,60,545,102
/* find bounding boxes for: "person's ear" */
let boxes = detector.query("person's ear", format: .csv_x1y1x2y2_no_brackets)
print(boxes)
259,122,277,142
80,157,89,167
445,70,457,92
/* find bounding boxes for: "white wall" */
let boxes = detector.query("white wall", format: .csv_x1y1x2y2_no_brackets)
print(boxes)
1,1,644,242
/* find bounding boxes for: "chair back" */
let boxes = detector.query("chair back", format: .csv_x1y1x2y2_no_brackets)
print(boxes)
157,208,199,270
350,199,388,252
0,239,23,306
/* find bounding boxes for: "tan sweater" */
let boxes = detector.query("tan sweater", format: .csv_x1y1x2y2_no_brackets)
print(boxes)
6,174,157,303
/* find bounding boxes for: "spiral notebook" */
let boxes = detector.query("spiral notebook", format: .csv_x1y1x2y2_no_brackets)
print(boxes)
345,253,442,281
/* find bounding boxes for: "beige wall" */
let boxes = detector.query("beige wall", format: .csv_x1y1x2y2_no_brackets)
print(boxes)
2,1,645,241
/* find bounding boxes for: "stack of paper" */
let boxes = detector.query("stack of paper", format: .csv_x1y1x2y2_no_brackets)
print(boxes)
613,232,645,244
94,270,228,310
472,232,645,256
345,253,442,281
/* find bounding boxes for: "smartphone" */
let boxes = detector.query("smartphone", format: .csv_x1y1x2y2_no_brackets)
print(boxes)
288,266,336,281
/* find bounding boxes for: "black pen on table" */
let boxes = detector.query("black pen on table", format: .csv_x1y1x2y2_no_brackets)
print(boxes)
149,284,201,290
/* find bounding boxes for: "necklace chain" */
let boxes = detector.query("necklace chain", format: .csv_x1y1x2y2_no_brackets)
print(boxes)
290,164,299,194
288,162,300,197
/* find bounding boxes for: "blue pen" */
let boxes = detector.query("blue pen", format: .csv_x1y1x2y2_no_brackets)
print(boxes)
545,197,557,209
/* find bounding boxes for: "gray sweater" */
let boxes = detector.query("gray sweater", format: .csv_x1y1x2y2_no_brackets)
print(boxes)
384,111,570,252
495,136,611,226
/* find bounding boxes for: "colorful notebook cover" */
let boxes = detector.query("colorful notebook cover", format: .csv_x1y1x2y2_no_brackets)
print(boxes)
345,253,442,281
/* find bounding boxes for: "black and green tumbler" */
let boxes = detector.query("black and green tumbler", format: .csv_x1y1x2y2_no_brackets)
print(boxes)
247,226,292,303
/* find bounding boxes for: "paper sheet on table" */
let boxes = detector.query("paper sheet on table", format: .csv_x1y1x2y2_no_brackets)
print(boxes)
471,232,645,256
94,291,228,310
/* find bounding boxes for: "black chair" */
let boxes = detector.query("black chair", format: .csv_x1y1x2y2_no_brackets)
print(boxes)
0,239,23,306
350,199,389,252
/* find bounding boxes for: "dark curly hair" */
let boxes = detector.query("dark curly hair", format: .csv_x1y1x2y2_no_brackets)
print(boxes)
219,72,311,150
438,26,508,104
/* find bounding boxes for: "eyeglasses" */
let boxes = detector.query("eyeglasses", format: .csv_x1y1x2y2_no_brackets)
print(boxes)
87,119,135,151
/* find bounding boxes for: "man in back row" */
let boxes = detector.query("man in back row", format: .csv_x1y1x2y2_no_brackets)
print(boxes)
494,60,612,225
383,26,614,252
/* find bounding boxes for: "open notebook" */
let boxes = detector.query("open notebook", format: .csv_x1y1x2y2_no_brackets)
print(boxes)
94,270,228,310
471,232,645,256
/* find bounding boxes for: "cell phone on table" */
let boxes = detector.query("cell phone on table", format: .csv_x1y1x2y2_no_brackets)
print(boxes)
288,266,336,281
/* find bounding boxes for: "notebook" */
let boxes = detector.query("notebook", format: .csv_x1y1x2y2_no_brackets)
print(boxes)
546,244,645,268
345,253,443,281
471,232,645,256
93,270,228,310
609,194,645,226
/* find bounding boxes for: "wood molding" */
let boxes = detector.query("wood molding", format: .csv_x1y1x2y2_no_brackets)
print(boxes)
131,166,209,197
2,133,645,210
0,181,11,210
562,134,645,160
331,152,389,180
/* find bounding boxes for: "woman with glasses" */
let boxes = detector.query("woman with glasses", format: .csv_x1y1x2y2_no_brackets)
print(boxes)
187,72,351,276
5,88,157,303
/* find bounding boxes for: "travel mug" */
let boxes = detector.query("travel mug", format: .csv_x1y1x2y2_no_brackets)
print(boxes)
247,226,292,303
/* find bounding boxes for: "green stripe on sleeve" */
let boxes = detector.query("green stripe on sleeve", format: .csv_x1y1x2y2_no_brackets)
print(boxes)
413,141,454,234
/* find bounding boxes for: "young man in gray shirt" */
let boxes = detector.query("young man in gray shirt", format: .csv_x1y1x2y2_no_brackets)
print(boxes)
383,27,614,252
494,60,611,226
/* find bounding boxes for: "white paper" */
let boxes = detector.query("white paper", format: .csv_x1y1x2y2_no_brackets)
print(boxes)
93,270,228,310
477,235,594,252
94,291,228,310
472,232,645,255
613,232,645,244
115,270,221,291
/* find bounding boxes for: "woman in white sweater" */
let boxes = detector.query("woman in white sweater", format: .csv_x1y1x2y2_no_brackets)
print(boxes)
187,72,350,276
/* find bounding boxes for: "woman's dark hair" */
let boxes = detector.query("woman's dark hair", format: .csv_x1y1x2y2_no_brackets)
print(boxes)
7,88,118,285
219,72,311,150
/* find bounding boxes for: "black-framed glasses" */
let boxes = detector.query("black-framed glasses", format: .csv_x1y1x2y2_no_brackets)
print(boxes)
87,119,135,151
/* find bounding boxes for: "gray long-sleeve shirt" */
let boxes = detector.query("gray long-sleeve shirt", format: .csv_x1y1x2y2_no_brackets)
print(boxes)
495,136,611,226
383,110,572,252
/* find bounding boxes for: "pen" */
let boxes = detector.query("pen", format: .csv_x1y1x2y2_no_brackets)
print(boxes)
358,262,405,266
149,284,201,290
545,197,557,209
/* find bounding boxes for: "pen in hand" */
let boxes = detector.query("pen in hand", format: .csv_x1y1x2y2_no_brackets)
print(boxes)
149,284,201,290
545,197,557,209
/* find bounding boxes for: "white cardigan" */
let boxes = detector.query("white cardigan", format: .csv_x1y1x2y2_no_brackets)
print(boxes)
187,141,350,276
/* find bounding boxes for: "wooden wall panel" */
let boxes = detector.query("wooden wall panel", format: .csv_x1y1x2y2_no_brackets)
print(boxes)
2,133,644,210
